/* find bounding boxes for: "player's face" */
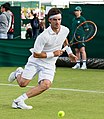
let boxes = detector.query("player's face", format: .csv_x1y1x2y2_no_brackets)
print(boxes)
49,16,62,29
0,6,3,12
0,6,5,12
74,10,81,17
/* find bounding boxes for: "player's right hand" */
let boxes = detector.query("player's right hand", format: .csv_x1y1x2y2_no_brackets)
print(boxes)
68,53,78,62
53,50,64,57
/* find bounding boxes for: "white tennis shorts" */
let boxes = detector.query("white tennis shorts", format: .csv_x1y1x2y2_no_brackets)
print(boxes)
21,62,55,83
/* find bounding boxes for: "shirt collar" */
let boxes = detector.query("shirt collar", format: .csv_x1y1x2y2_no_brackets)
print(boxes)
48,25,62,35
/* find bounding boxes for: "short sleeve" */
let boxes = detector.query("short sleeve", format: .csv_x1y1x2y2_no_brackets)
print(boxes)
33,35,47,53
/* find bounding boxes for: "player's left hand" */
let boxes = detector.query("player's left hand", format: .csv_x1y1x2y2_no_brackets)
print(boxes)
68,53,78,62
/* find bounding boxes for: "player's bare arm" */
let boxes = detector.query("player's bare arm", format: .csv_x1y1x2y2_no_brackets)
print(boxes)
63,39,78,62
63,38,69,46
33,50,64,58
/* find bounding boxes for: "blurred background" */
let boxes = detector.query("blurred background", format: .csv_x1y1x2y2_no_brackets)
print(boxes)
0,0,104,68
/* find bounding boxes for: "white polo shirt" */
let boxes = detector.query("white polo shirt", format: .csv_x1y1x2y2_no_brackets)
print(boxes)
28,25,69,69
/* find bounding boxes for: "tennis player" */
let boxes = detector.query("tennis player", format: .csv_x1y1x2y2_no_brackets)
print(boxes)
8,8,77,109
71,6,87,69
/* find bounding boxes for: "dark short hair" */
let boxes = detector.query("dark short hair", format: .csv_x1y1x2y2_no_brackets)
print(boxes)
1,3,10,11
47,8,62,19
5,2,11,8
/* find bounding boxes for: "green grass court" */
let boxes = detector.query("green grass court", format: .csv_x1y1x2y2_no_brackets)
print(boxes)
0,67,104,119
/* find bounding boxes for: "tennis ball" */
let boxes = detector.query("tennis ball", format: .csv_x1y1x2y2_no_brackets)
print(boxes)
58,111,65,117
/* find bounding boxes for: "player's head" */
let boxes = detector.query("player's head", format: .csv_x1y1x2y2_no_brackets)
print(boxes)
1,3,10,12
74,6,82,16
47,8,62,19
47,8,62,30
5,2,11,8
74,6,82,11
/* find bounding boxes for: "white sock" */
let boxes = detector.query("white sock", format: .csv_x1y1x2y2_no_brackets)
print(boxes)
82,60,86,66
15,93,28,102
76,60,80,66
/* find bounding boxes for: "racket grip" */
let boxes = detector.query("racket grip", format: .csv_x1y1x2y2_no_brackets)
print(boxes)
62,45,68,51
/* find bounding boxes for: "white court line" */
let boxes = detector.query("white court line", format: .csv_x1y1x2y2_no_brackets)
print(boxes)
0,83,104,94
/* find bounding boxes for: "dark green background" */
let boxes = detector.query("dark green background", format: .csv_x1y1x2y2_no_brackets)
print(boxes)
11,6,21,39
0,4,104,66
60,4,104,59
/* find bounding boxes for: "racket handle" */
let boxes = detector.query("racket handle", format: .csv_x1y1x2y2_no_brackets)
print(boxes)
62,45,68,51
29,48,34,53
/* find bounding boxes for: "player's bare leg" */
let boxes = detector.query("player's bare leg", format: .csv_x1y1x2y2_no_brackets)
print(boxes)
72,48,80,69
80,47,87,69
8,68,52,109
26,80,51,98
16,74,30,87
13,76,51,109
16,74,51,97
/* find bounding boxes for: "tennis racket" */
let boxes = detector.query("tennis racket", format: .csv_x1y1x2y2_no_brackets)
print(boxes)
70,20,97,46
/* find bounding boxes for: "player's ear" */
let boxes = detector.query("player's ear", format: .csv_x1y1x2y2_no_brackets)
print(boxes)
48,18,51,23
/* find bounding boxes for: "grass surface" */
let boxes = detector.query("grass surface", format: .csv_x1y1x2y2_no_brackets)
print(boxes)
0,67,104,119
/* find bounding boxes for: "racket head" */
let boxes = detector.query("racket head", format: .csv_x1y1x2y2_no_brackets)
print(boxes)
70,21,97,45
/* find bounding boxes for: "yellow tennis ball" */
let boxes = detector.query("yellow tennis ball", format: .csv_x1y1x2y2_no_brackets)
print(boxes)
58,111,65,117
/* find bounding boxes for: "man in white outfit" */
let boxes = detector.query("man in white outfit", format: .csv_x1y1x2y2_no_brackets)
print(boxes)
8,8,77,109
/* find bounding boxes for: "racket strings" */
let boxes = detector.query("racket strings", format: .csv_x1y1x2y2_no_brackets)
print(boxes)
84,23,96,40
74,21,97,43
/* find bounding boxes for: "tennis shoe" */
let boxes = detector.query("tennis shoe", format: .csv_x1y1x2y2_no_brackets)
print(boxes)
12,100,33,109
72,64,80,69
8,67,23,82
81,65,87,70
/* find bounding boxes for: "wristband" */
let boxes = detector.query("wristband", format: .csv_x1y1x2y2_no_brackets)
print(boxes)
46,52,54,58
66,46,73,55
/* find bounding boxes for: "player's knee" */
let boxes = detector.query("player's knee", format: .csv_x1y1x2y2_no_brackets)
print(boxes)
75,49,80,54
40,80,51,90
19,80,30,87
80,47,85,53
80,50,86,54
19,82,27,87
45,82,51,89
